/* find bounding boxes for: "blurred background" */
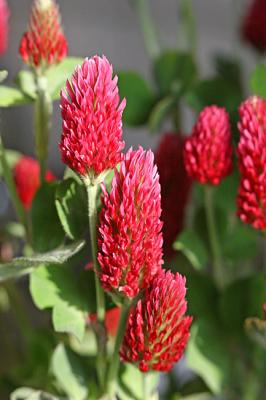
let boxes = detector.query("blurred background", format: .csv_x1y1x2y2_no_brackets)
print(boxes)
0,0,256,175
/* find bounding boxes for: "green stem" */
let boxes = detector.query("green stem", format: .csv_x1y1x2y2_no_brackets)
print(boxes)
179,0,197,57
134,0,160,59
86,183,106,390
34,74,52,183
106,303,131,396
204,186,224,290
0,135,27,233
142,373,148,400
263,234,266,298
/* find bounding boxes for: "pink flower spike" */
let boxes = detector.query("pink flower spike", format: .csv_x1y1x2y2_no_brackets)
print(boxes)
59,55,126,183
184,105,233,186
120,269,192,372
98,147,163,299
237,96,266,230
0,0,9,56
19,0,68,70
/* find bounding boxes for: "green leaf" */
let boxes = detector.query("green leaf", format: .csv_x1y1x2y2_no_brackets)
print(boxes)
55,178,88,240
11,388,61,400
185,77,241,114
186,319,230,394
148,94,178,133
117,71,156,126
118,364,159,400
174,229,208,270
177,394,214,400
31,182,65,252
153,50,197,96
46,57,84,100
0,85,33,107
53,300,86,342
222,223,258,262
186,272,219,322
51,344,88,400
15,70,37,99
219,274,264,335
0,240,85,282
0,148,21,176
250,64,266,98
214,54,243,91
30,261,87,340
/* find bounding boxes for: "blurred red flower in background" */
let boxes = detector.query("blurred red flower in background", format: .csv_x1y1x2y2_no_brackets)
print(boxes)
13,156,55,210
0,0,9,55
155,133,192,259
89,307,121,337
242,0,266,51
19,0,68,69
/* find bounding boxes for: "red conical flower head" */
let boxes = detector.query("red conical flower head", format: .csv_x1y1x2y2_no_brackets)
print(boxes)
155,133,192,259
13,156,55,210
120,269,192,372
242,0,266,52
59,55,126,182
98,147,163,299
184,105,233,186
19,0,68,69
0,0,9,55
237,96,266,230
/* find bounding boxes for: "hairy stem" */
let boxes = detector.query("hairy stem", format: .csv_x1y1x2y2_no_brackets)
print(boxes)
34,75,52,183
106,303,130,396
204,186,224,290
86,183,106,389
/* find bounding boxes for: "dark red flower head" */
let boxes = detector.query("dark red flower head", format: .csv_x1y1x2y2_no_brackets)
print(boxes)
184,105,233,185
13,156,55,210
98,147,163,299
155,133,192,259
237,96,266,230
59,55,126,183
242,0,266,52
19,0,68,69
0,0,9,56
120,269,192,372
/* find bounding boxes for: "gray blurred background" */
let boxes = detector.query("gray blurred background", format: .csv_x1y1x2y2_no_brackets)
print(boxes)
0,0,257,177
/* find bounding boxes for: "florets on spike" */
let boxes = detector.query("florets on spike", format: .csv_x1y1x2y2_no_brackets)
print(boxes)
120,269,192,372
19,0,68,69
59,55,125,183
237,96,266,229
98,147,163,299
184,105,233,185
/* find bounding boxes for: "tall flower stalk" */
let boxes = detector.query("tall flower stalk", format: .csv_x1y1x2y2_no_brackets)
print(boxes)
19,0,68,182
59,55,126,391
184,105,233,289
